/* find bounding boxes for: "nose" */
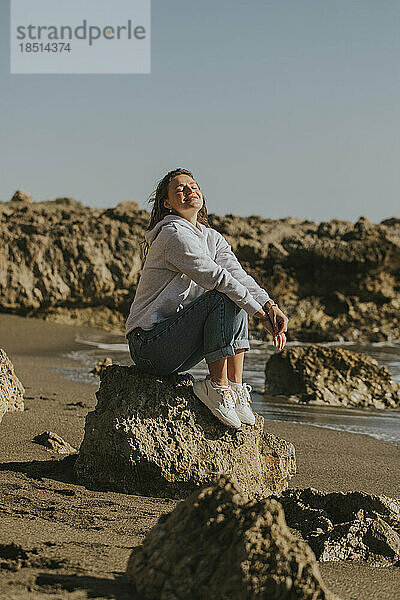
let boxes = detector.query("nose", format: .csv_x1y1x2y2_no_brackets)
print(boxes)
184,184,197,197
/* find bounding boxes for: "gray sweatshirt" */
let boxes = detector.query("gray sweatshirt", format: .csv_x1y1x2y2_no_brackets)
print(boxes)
125,215,271,336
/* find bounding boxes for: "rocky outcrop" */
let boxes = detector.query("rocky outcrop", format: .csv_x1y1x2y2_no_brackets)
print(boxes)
75,366,296,499
265,345,400,408
1,195,399,341
0,349,24,423
126,475,339,600
211,213,400,342
0,194,147,333
273,488,400,567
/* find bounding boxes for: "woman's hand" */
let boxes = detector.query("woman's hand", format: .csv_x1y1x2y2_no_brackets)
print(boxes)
272,332,286,351
267,305,288,336
253,305,289,351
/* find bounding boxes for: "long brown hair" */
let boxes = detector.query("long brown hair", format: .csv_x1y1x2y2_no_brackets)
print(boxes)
140,168,210,263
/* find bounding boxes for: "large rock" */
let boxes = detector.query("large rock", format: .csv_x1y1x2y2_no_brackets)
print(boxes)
75,366,296,499
1,198,400,341
265,345,400,408
0,349,24,423
273,487,400,567
126,475,339,600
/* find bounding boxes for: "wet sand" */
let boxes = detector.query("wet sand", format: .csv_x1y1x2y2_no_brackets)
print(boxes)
0,313,399,600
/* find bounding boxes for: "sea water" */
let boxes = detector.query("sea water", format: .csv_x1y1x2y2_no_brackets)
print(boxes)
55,333,400,446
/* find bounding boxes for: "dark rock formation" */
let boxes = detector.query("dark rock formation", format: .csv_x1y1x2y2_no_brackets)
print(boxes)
126,475,339,600
75,366,296,499
32,431,77,454
0,349,24,423
273,488,400,567
265,345,400,408
1,197,399,341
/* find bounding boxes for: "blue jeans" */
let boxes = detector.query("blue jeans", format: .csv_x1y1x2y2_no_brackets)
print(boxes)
127,290,249,376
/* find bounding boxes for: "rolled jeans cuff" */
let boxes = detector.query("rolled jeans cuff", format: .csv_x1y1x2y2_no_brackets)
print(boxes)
233,340,250,351
205,340,250,364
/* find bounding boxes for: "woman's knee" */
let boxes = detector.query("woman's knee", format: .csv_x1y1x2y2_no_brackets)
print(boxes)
209,290,242,312
216,298,249,340
207,290,248,329
233,308,248,335
223,295,248,325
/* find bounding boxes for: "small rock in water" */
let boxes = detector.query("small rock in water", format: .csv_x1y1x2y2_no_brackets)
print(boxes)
90,357,113,377
32,431,77,454
0,349,25,424
126,475,338,600
265,345,400,408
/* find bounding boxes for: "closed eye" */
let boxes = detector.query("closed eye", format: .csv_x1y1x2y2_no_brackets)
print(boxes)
175,184,199,191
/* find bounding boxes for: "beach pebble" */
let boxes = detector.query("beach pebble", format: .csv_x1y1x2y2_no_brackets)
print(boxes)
32,431,77,454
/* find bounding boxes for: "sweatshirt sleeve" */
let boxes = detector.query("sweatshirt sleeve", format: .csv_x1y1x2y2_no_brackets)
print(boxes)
214,231,271,307
163,227,263,316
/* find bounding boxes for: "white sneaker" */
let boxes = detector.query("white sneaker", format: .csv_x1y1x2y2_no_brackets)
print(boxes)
193,378,242,428
228,381,256,426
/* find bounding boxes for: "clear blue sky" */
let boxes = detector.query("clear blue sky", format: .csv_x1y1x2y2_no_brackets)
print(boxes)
0,0,399,221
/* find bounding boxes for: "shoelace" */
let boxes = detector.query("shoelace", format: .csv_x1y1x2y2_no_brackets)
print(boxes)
236,383,253,406
211,383,236,410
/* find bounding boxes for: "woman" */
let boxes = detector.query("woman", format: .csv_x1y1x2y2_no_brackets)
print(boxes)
126,168,289,429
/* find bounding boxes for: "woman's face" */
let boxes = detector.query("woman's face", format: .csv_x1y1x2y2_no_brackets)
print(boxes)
164,174,203,219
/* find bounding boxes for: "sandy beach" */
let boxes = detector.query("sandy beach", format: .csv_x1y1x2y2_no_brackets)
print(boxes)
0,313,399,600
